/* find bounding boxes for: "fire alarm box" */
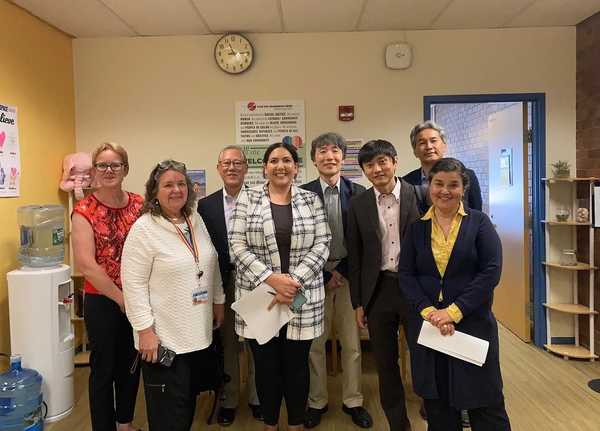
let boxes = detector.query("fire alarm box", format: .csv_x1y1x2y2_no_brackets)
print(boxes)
339,105,354,121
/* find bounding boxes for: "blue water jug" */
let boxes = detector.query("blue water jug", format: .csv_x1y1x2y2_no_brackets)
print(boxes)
0,355,44,431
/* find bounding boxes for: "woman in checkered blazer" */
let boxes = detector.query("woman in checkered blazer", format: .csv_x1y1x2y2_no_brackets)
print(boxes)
229,142,331,431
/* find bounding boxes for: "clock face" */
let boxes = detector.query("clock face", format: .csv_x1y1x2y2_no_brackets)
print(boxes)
214,34,254,74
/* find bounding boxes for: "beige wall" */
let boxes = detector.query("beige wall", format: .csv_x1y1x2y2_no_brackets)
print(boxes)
0,0,76,354
73,27,576,195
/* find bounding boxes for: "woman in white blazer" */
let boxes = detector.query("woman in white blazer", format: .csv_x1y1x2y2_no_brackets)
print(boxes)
229,142,331,431
121,160,225,431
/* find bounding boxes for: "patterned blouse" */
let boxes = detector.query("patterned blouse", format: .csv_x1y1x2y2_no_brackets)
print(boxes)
73,192,143,294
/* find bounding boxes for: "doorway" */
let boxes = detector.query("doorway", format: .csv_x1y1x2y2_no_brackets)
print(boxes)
424,93,546,346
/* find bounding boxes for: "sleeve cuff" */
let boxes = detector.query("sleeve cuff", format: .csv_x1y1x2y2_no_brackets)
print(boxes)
420,306,437,320
447,303,463,323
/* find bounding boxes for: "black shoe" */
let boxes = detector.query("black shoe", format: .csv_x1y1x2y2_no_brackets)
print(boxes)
304,405,328,429
217,407,236,427
342,405,373,428
419,402,427,420
248,403,264,422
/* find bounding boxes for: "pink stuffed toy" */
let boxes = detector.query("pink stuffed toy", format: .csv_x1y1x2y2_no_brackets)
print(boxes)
60,152,94,200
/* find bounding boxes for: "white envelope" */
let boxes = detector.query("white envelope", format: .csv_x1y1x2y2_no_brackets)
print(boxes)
231,283,296,345
417,321,490,367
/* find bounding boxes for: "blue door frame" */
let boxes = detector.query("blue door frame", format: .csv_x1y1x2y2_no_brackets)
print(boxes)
423,93,547,347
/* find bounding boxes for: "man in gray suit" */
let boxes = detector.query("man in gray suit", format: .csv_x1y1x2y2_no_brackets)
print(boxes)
347,140,420,431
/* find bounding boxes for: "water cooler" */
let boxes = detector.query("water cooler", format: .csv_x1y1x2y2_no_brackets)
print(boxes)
7,265,75,422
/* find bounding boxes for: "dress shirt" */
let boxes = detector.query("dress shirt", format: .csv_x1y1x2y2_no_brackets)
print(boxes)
420,168,428,185
373,178,402,272
319,177,346,268
419,202,467,323
223,188,240,234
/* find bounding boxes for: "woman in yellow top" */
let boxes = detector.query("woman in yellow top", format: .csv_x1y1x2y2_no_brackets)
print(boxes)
398,158,511,430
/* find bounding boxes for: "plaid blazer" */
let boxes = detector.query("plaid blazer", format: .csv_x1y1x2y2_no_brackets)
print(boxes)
229,183,331,340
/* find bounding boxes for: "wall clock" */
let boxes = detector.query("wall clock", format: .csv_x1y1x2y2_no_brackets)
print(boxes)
214,33,254,74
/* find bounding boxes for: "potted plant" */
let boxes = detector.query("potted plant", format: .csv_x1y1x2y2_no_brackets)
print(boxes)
551,160,571,178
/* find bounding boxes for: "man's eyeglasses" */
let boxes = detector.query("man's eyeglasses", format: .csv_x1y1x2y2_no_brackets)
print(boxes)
219,160,246,169
95,162,126,172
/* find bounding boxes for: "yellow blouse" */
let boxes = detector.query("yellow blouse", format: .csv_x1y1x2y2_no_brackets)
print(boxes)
419,202,467,323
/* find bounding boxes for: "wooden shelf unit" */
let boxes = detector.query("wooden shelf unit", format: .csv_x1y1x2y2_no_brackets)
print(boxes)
543,177,597,361
68,193,90,366
542,177,598,183
544,344,598,360
542,261,597,271
542,220,592,226
543,303,598,315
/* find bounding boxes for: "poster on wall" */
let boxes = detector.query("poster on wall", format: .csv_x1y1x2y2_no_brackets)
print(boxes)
0,103,20,197
341,138,364,180
235,100,306,187
188,169,206,200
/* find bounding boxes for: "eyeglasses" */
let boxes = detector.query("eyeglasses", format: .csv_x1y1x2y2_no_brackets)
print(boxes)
157,160,186,171
95,162,126,172
218,160,246,169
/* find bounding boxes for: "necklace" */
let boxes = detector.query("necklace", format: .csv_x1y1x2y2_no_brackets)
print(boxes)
166,214,185,223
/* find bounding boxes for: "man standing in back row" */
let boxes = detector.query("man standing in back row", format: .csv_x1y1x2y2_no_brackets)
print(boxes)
301,133,372,429
347,140,421,431
403,120,482,213
197,145,262,427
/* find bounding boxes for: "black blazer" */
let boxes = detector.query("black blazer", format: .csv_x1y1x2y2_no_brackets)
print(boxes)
398,209,504,409
403,167,483,213
347,178,420,312
301,176,365,284
197,189,232,290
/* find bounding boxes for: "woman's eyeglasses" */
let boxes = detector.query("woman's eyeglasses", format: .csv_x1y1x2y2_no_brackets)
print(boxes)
95,162,126,172
157,160,186,171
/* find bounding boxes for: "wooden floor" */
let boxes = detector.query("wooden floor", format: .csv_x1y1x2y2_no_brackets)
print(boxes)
45,324,600,431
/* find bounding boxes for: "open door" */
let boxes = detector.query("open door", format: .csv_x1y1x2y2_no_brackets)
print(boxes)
488,103,531,341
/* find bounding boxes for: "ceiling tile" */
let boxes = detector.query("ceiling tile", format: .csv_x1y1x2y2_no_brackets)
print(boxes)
507,0,600,27
281,0,363,32
12,0,136,37
432,0,533,29
10,0,600,38
358,0,448,30
191,0,282,33
101,0,209,36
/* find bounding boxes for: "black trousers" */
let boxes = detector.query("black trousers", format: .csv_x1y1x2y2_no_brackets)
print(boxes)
248,326,313,426
367,272,411,431
84,293,140,431
142,348,214,431
424,353,511,431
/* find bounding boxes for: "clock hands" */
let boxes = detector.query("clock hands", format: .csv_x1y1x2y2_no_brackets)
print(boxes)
216,34,252,73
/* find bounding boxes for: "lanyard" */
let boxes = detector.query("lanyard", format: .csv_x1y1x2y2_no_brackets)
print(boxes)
170,214,200,267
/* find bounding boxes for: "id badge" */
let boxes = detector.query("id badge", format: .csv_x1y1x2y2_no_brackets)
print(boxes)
192,288,209,305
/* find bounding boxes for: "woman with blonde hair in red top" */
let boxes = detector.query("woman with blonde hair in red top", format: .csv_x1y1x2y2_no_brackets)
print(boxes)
72,142,143,431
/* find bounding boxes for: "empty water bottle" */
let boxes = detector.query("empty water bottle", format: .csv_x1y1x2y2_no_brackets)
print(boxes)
0,355,44,431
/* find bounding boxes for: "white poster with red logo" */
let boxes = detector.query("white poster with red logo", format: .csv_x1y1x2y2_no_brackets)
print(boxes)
235,100,306,187
0,103,20,198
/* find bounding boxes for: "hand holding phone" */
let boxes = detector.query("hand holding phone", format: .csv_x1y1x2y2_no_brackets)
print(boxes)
289,291,307,313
